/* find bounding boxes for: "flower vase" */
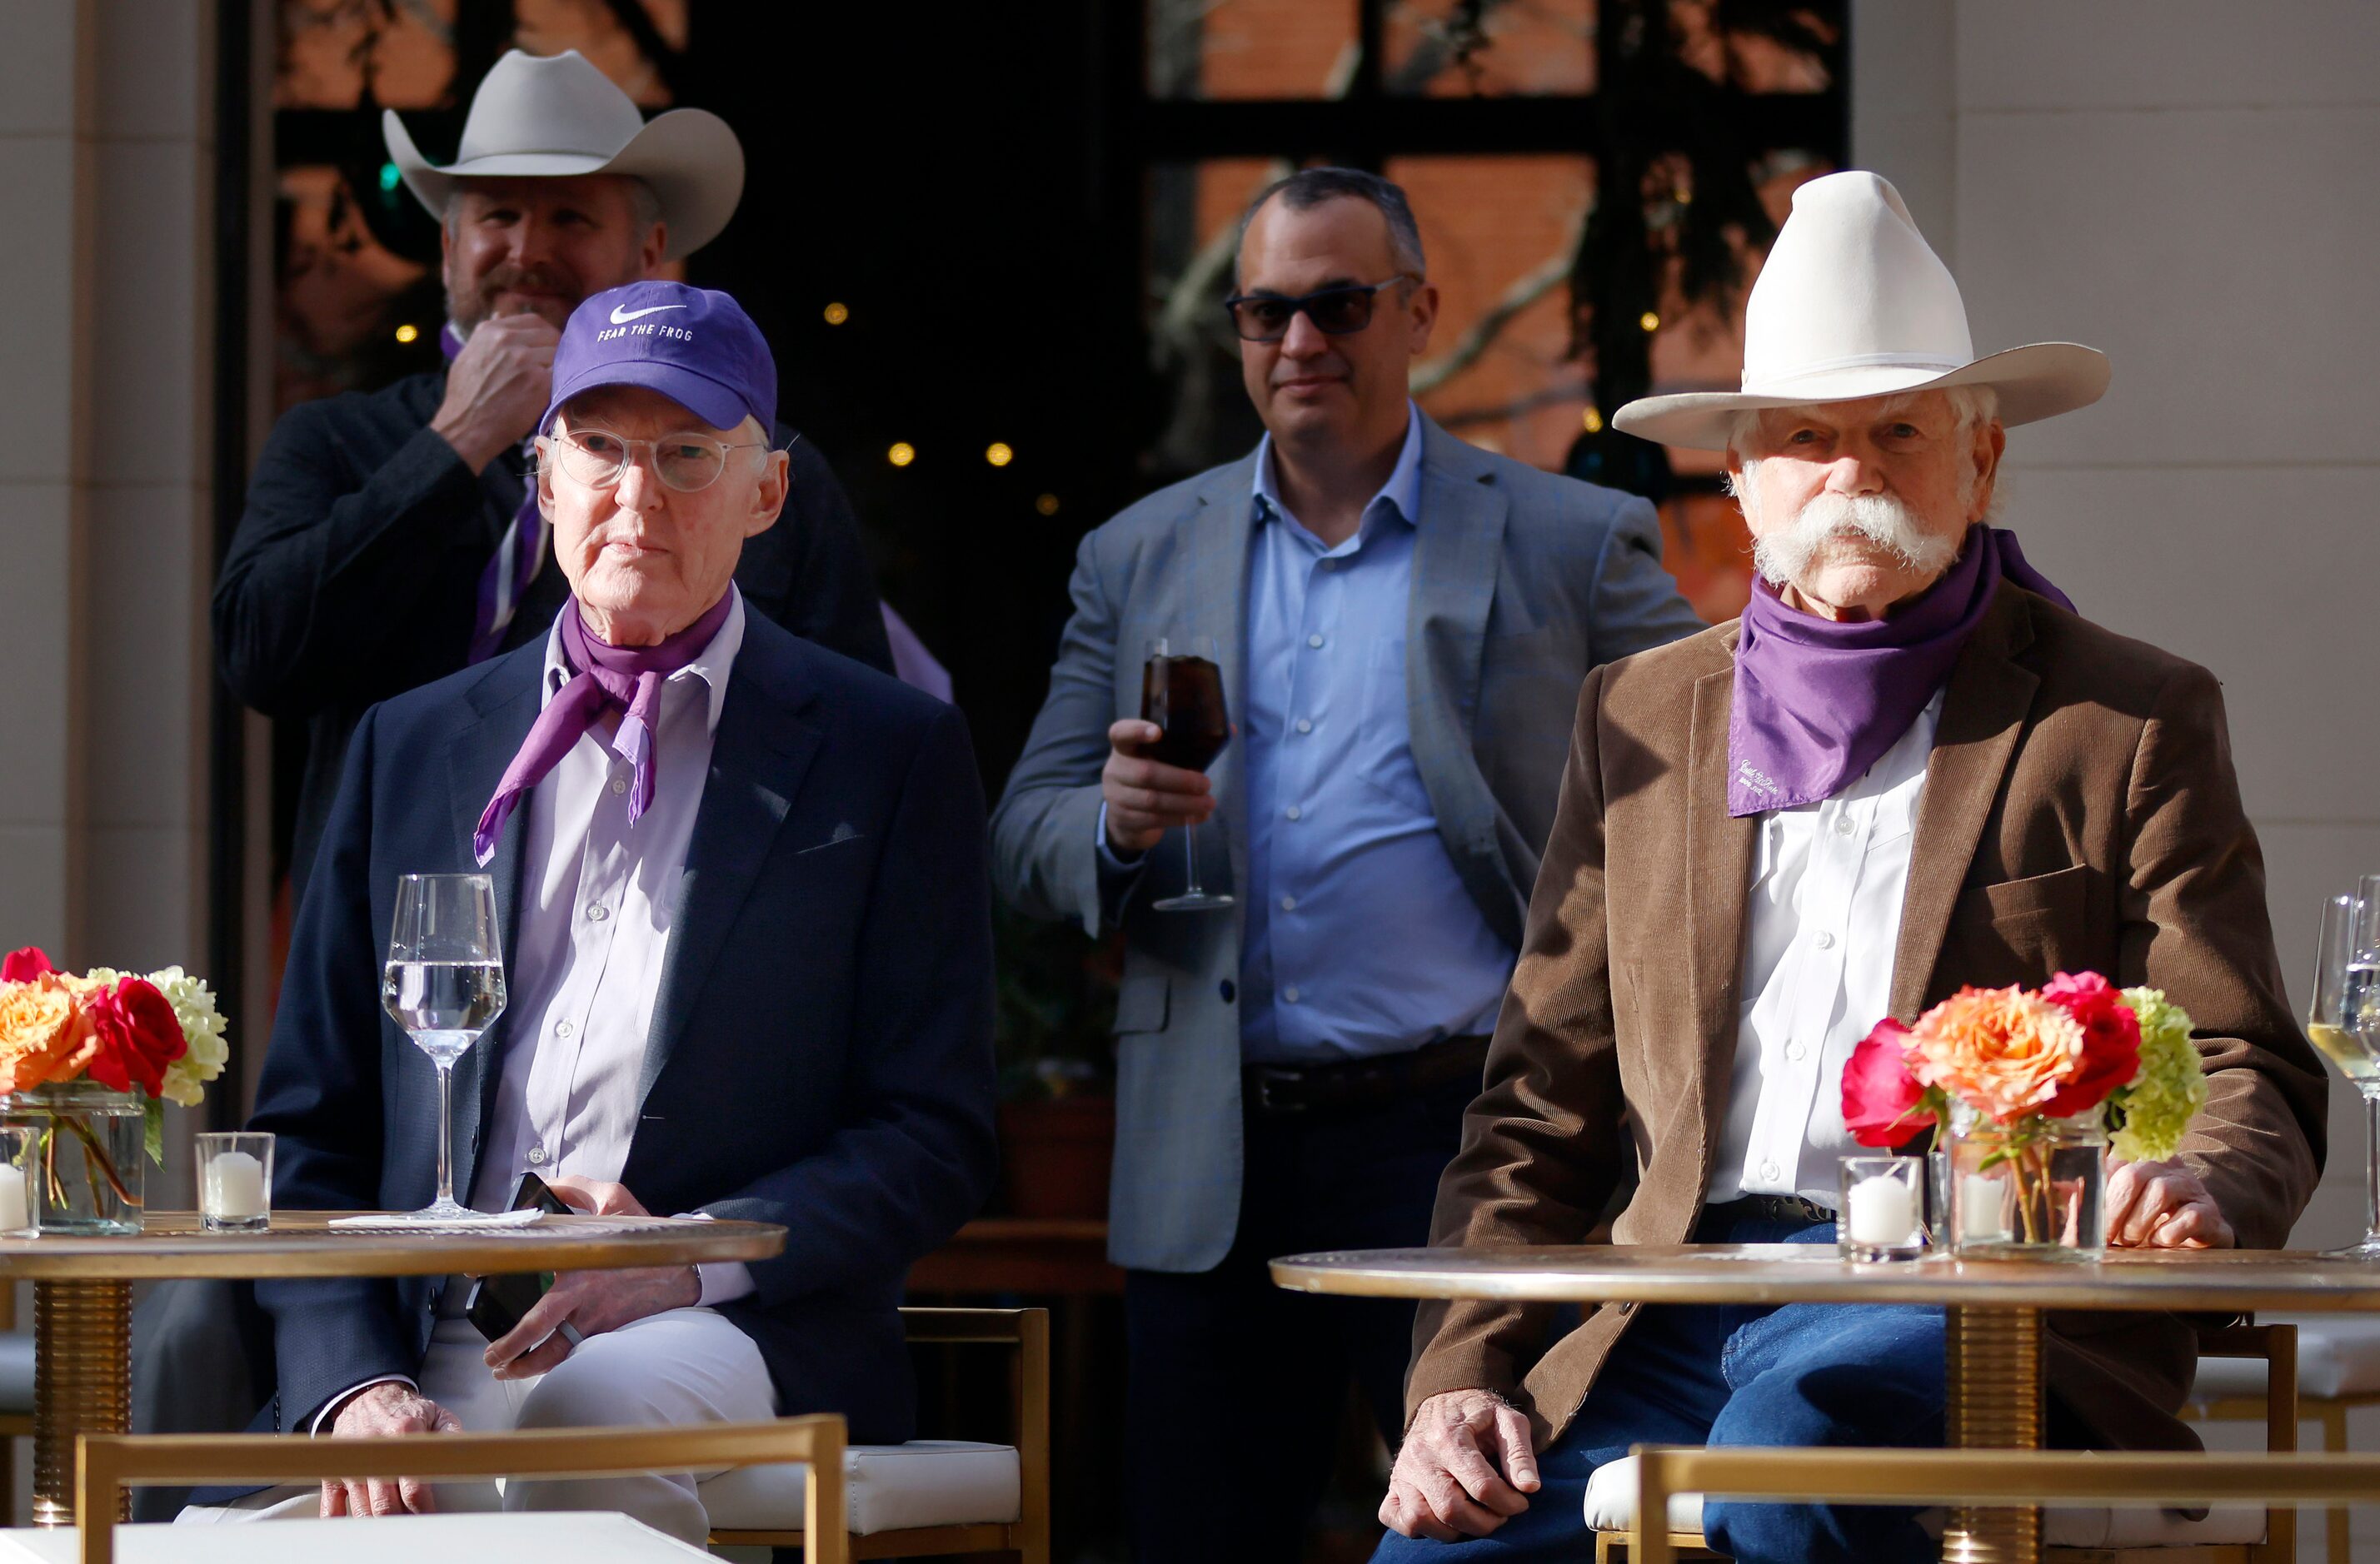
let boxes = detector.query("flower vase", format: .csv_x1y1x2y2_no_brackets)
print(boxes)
1,1082,145,1234
1943,1102,2104,1261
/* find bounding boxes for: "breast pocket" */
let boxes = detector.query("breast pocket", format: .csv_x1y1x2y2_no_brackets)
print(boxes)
1358,636,1434,814
1942,864,2097,989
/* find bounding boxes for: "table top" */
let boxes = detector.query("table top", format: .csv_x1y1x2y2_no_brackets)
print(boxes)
1270,1244,2380,1312
0,1212,782,1280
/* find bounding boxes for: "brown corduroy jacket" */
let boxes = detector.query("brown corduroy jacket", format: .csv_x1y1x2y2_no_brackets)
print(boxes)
1405,585,2329,1453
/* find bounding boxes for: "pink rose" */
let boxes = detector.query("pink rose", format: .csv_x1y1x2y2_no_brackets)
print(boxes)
1842,1019,1933,1148
1,949,54,984
2038,970,2141,1120
83,977,187,1097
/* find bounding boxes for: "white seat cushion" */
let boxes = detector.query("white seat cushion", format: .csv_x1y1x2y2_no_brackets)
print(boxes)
2188,1317,2380,1402
1584,1455,2265,1548
698,1439,1020,1535
0,1512,713,1562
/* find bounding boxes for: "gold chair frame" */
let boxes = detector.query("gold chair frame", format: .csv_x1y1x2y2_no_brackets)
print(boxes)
1598,1322,2304,1564
71,1416,846,1564
2188,1374,2378,1564
706,1305,1052,1562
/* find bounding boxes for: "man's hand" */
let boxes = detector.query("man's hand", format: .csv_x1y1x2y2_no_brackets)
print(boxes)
2105,1158,2235,1249
482,1175,700,1380
1101,719,1214,855
1380,1389,1541,1542
322,1383,461,1517
429,312,560,472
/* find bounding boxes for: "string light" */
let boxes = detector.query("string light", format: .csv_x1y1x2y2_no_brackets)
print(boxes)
1639,311,1661,332
1035,494,1060,516
1581,406,1604,434
985,442,1014,467
887,442,916,467
823,301,850,326
394,323,419,345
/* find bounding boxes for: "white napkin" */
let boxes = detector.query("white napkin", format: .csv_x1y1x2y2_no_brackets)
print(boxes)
328,1208,545,1232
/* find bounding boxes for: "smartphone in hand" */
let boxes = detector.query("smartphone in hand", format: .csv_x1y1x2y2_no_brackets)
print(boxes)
465,1171,583,1347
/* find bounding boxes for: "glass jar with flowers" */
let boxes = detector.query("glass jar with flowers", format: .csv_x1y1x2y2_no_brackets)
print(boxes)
0,948,229,1234
1839,971,2208,1261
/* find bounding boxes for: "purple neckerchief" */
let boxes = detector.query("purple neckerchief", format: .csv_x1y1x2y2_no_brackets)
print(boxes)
1727,525,2073,818
442,321,549,665
472,592,736,864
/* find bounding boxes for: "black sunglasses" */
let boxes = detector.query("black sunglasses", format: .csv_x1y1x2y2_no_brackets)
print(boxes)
1221,276,1415,343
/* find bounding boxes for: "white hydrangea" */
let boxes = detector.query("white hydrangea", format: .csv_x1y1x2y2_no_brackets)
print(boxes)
144,966,228,1108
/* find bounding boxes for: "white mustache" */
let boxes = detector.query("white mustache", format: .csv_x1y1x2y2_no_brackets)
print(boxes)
1750,491,1958,588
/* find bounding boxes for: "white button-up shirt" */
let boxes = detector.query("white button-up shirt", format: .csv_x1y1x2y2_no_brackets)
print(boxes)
1708,692,1942,1207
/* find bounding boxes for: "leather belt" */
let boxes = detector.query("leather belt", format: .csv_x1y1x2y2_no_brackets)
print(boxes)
1707,1193,1835,1228
1244,1034,1492,1117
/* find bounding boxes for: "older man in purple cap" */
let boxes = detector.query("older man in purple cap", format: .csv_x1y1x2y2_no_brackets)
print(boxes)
183,281,996,1542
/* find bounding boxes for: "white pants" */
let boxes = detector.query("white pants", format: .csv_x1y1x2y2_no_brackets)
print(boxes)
178,1307,776,1546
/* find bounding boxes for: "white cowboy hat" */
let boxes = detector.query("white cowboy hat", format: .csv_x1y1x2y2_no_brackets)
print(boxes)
383,48,744,262
1613,171,2108,451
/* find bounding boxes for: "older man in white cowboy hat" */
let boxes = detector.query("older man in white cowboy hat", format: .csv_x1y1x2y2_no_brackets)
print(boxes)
1372,172,2326,1563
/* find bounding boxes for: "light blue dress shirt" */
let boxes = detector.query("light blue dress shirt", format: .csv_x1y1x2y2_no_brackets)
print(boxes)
1235,406,1515,1063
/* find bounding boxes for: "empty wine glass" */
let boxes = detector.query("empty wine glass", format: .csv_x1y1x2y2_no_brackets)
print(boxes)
381,874,506,1221
2308,889,2380,1259
1142,637,1234,912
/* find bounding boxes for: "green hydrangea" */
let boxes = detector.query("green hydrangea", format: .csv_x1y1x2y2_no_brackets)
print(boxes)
2109,986,2208,1161
145,966,230,1109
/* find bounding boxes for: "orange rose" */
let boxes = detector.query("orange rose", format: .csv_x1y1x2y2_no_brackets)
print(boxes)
1904,984,2087,1123
0,976,97,1093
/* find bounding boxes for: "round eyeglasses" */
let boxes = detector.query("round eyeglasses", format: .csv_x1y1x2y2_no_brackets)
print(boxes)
542,427,774,493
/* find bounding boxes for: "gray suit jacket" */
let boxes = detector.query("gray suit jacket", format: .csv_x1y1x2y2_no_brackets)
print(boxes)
990,415,1702,1271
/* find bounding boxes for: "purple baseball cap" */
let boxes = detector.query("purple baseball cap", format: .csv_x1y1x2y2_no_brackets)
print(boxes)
540,280,777,436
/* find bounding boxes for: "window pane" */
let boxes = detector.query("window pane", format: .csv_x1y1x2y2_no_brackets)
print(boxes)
1146,0,1360,100
1383,0,1594,97
1669,0,1840,92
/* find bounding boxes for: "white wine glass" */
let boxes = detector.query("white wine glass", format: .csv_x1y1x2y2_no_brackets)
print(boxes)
381,873,506,1221
2308,889,2380,1258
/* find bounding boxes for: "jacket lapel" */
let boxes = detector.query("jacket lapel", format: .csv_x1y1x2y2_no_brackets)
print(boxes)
636,646,821,1108
1889,590,2040,1019
1407,418,1517,940
1684,647,1759,1156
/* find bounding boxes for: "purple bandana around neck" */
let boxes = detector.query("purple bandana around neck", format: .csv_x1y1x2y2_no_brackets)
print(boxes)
442,321,549,665
1726,525,2073,819
472,592,736,864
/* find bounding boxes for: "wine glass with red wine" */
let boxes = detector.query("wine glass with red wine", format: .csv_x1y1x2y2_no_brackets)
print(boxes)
1142,636,1233,912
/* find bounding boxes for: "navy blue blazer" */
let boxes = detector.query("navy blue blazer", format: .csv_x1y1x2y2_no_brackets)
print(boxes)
248,607,998,1444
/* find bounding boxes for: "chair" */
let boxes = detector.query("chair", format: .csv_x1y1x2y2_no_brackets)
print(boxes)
0,1288,31,1527
57,1417,846,1564
702,1306,1050,1562
1594,1322,2298,1563
2186,1315,2380,1564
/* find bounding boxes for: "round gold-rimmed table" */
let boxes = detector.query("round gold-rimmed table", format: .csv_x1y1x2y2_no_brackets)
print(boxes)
1270,1244,2380,1564
1,1210,784,1527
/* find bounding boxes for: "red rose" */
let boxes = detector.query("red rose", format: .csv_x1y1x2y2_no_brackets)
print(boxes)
84,977,187,1097
2038,969,2142,1120
1842,1019,1933,1147
1,948,54,984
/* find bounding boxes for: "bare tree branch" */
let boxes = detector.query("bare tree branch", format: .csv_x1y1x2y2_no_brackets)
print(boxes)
1409,208,1584,396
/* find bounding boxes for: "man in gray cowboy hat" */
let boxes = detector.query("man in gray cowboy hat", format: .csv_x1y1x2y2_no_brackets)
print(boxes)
156,47,894,1511
215,47,893,906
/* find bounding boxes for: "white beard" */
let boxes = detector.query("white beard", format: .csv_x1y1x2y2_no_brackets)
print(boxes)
1748,486,1961,590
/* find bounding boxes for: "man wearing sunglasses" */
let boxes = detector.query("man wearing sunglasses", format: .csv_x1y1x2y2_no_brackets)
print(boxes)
190,281,995,1541
993,167,1703,1560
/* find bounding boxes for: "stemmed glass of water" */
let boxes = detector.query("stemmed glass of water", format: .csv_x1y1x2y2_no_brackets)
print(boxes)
381,874,506,1221
2308,887,2380,1258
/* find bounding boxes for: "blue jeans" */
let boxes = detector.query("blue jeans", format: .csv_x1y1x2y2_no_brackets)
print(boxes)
1373,1211,1947,1564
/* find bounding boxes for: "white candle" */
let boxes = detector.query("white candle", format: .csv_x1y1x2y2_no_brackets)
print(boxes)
204,1152,267,1221
0,1165,26,1232
1847,1174,1915,1246
1959,1173,2008,1240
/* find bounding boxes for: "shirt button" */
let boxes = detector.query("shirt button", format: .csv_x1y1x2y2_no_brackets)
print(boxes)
1784,1041,1808,1063
587,904,609,922
555,1019,575,1039
1295,718,1312,734
1320,559,1338,571
1815,931,1836,950
1280,895,1297,912
1307,633,1325,650
527,1147,547,1166
611,778,628,795
1834,816,1855,837
1283,986,1300,1004
1760,1161,1781,1183
1285,805,1301,821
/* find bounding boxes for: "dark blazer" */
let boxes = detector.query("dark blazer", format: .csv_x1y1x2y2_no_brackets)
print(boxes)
1407,585,2328,1454
248,608,996,1445
213,368,896,899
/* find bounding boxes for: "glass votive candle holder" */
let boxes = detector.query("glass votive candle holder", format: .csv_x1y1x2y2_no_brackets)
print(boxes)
0,1128,35,1238
1838,1155,1926,1261
197,1133,273,1233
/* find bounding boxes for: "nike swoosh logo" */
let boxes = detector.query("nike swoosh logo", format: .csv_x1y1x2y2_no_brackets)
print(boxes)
609,303,688,325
